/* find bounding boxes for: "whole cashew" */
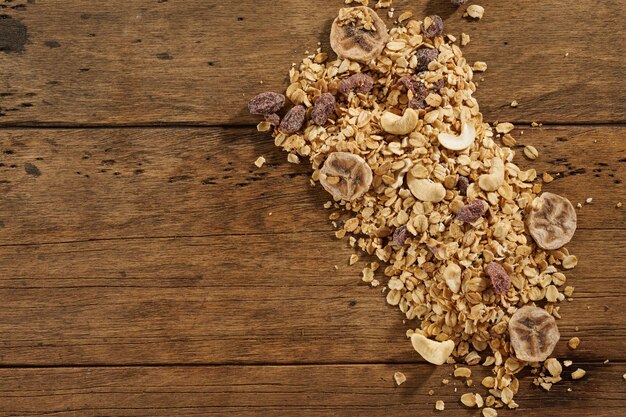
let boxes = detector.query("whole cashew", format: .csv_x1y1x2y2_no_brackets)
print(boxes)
437,122,476,151
407,172,446,202
478,157,505,192
380,108,419,135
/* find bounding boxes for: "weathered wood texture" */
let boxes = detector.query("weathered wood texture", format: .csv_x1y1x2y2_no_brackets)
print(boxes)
0,364,624,416
0,0,624,125
0,127,624,365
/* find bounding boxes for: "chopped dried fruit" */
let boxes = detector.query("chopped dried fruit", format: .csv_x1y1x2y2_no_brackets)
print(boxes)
421,15,443,38
528,192,577,250
279,105,306,134
509,306,560,362
311,93,336,125
339,73,375,95
265,113,280,126
457,199,488,223
457,176,470,196
451,0,468,5
330,7,389,63
392,225,408,247
486,262,511,295
320,152,373,201
415,48,439,71
248,92,286,115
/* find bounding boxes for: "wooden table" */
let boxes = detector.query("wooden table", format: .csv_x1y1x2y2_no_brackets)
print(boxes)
0,1,624,415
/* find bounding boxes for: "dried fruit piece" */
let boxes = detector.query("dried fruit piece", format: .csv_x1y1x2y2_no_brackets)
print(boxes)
330,7,389,63
421,15,443,38
415,48,438,71
411,333,455,365
457,176,469,196
311,93,336,125
451,0,468,5
392,225,408,247
248,92,286,115
527,192,577,250
486,262,511,295
279,105,306,134
265,113,280,126
509,306,560,362
457,199,488,223
380,108,419,135
339,73,375,95
320,152,373,201
438,123,476,151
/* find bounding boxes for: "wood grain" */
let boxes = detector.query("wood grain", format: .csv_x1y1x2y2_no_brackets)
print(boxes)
0,363,623,416
0,126,623,246
0,0,624,125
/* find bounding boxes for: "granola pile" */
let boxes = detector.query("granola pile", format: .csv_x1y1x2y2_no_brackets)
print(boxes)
249,5,580,412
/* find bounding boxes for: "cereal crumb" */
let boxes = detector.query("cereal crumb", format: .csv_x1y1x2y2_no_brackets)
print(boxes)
461,33,471,46
564,360,573,367
473,61,488,72
585,197,593,204
394,371,407,385
568,337,581,350
576,203,583,209
571,368,586,380
349,254,358,265
617,202,623,208
524,145,539,160
254,156,266,168
567,387,572,392
435,400,445,411
466,4,485,19
510,100,519,108
603,359,610,364
441,378,450,385
565,52,569,57
428,389,435,396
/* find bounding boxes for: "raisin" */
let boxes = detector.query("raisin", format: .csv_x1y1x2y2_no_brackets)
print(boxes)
311,93,336,125
339,73,374,95
265,113,280,126
486,262,511,295
248,92,286,115
279,105,306,134
450,0,468,5
457,176,469,196
397,76,428,96
392,225,408,247
457,199,488,223
415,48,439,72
421,15,444,39
430,78,445,92
409,98,427,110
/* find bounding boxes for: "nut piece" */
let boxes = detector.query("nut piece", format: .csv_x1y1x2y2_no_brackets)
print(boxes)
407,174,446,203
478,157,505,192
437,123,476,151
571,368,586,380
528,192,577,250
509,306,560,362
319,152,373,201
568,337,581,350
330,7,389,63
410,333,455,365
443,263,462,293
380,108,419,135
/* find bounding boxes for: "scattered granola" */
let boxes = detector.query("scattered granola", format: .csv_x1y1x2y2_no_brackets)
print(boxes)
571,368,586,380
435,400,445,411
466,5,485,19
568,337,581,350
451,0,468,5
394,371,407,385
254,156,266,168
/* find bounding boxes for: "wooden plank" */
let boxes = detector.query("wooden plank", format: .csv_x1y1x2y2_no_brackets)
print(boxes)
0,363,623,416
0,126,623,246
0,229,623,365
0,0,623,125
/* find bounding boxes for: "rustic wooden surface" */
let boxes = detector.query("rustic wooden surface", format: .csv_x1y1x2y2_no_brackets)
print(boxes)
0,0,624,415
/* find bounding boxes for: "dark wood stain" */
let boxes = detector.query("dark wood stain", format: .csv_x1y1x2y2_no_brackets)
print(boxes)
24,162,41,176
0,14,27,53
44,40,60,48
156,52,172,60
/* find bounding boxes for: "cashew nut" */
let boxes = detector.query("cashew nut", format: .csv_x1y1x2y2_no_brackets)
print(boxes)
380,108,419,135
437,122,476,151
391,158,413,189
478,157,505,192
443,263,461,293
410,333,455,365
407,172,446,202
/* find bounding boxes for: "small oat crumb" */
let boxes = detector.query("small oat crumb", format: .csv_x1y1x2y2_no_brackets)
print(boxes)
461,33,471,46
571,368,586,380
543,172,554,183
564,360,573,367
394,371,407,386
371,279,380,287
568,337,581,350
268,212,272,216
466,4,485,19
441,378,450,385
473,61,488,72
428,389,435,396
585,197,593,204
565,52,569,57
287,153,301,164
567,387,572,392
254,156,266,168
604,359,610,364
454,367,472,378
333,265,339,270
622,373,626,380
349,254,358,265
510,100,519,108
576,203,583,209
617,202,623,208
531,121,540,127
323,201,332,209
435,400,445,411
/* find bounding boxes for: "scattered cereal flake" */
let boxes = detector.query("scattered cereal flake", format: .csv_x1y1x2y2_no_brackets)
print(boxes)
623,373,626,380
398,11,413,23
567,387,573,392
435,400,445,411
568,337,581,350
531,121,540,127
473,61,488,72
454,367,472,378
543,172,554,183
334,265,339,270
362,267,374,283
617,202,623,208
482,407,497,417
577,203,583,209
257,121,271,132
287,153,300,164
585,197,593,204
562,255,578,269
254,156,266,168
565,52,569,57
524,145,539,160
442,378,450,385
461,33,470,46
394,371,407,385
564,360,573,367
571,368,586,380
375,0,392,8
466,4,485,19
496,122,514,134
349,254,358,265
510,100,519,108
428,389,435,396
604,359,610,364
460,393,476,407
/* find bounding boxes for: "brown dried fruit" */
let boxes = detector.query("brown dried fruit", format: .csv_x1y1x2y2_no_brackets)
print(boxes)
415,48,439,71
339,73,375,95
485,262,511,295
248,92,286,115
528,192,577,250
509,306,560,362
330,7,389,63
457,199,488,223
421,15,443,39
265,113,280,126
450,0,468,5
457,176,470,196
279,105,306,134
311,93,336,125
392,225,408,247
320,152,373,201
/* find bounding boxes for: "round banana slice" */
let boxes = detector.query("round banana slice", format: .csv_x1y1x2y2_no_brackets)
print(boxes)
527,192,577,250
509,306,560,362
330,7,389,64
319,152,373,202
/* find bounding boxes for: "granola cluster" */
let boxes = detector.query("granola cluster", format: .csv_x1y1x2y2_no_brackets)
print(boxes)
250,6,579,411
